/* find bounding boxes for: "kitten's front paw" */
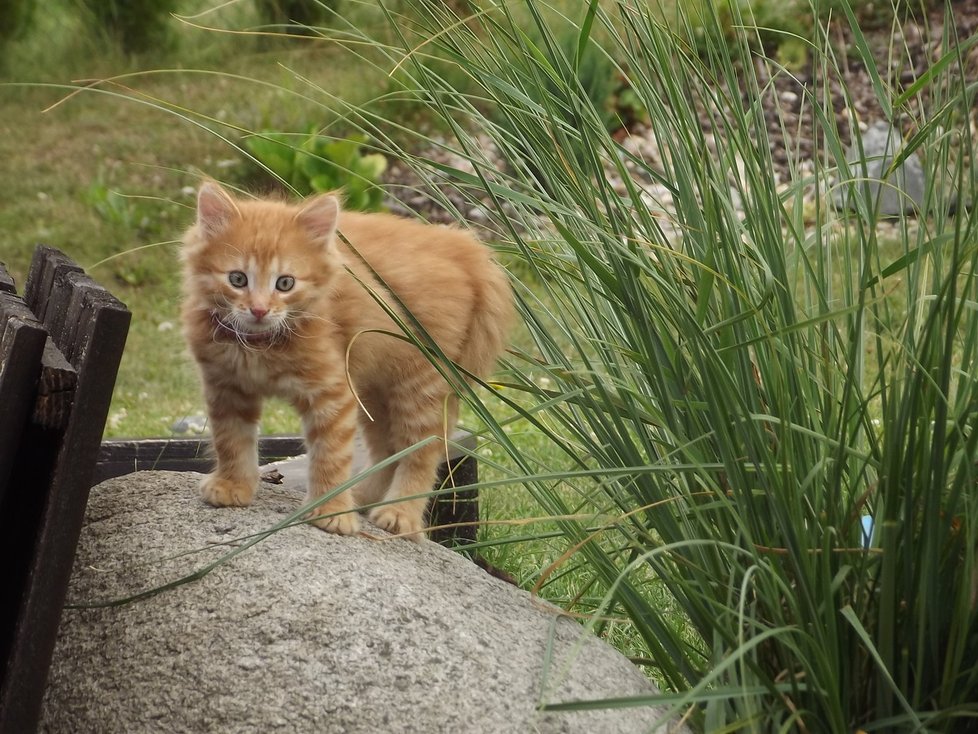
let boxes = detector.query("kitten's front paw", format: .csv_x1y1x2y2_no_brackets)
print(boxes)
368,506,426,542
199,475,256,507
306,501,362,536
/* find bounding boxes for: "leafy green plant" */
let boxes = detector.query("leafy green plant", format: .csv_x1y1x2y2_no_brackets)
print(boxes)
86,180,172,237
243,129,387,211
87,181,140,231
480,10,645,199
76,0,178,54
681,0,814,62
0,0,34,53
254,0,342,34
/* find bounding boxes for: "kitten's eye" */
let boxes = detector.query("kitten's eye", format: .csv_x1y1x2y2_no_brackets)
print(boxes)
275,275,296,292
228,271,248,288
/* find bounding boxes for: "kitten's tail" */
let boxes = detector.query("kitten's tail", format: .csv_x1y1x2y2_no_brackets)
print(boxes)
456,258,515,383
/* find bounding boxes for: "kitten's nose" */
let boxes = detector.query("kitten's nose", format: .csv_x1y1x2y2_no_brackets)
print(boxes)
250,307,269,321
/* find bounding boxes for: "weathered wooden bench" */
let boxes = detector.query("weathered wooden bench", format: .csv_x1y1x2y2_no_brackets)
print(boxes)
0,246,131,734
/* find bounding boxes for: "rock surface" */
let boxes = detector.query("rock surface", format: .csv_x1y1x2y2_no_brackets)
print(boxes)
40,471,684,734
834,120,928,216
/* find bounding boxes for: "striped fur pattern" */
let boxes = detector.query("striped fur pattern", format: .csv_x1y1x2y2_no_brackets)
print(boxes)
180,182,513,540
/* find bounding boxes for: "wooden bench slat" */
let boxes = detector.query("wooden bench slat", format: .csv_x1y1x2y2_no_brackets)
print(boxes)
23,245,83,330
93,436,307,483
0,288,40,338
0,263,16,295
60,272,128,368
0,293,48,511
429,446,479,548
31,338,77,431
38,262,85,350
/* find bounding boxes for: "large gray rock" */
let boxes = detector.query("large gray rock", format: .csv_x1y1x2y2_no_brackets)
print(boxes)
40,472,684,733
834,120,927,216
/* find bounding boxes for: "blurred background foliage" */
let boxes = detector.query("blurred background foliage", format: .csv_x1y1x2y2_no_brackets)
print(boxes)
3,2,978,729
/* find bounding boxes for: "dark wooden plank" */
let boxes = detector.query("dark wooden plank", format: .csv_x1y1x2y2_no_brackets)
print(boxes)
0,289,38,339
0,263,15,294
23,246,83,329
93,436,307,483
427,432,479,549
30,338,77,431
429,446,479,549
0,339,74,731
0,292,48,513
44,270,93,355
54,271,100,363
0,289,42,342
0,267,129,734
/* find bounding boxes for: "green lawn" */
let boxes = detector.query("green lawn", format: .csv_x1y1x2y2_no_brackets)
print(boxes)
1,4,399,437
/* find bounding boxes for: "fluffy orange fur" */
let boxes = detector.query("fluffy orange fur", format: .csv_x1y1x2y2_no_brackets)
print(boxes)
180,182,513,540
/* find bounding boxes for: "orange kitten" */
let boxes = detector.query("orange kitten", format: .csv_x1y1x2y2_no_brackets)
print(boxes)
180,182,513,540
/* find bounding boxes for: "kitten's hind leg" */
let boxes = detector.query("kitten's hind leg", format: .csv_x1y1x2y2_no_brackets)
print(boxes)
200,389,262,507
368,439,447,542
368,397,458,542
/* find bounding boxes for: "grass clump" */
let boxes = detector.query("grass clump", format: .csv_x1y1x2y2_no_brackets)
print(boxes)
307,0,978,729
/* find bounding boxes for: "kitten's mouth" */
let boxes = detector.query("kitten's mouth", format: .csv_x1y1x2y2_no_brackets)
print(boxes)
210,313,285,347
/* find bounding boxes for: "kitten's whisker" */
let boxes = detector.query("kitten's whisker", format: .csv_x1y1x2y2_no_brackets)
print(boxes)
281,310,337,340
290,309,338,326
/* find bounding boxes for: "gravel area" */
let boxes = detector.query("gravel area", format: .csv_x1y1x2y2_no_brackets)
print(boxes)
379,1,978,230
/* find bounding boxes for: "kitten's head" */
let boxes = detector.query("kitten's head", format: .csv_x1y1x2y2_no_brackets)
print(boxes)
182,181,341,346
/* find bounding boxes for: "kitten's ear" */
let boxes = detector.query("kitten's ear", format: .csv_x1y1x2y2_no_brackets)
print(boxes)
196,181,238,237
295,194,340,249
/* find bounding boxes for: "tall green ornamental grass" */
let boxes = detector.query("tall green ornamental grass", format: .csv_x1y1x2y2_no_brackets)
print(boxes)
59,0,977,729
307,0,977,730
